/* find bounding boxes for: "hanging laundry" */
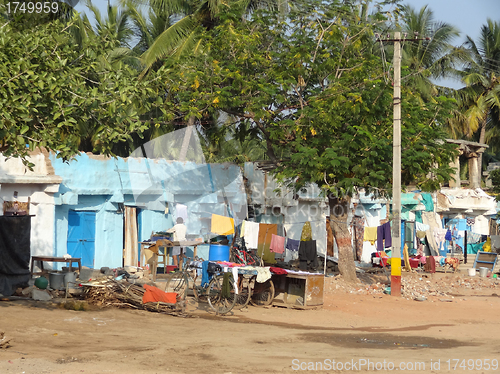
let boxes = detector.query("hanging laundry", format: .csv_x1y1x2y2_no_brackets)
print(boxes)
286,238,300,252
269,234,286,254
211,214,234,235
415,222,430,232
467,217,475,227
445,229,452,241
473,215,489,235
351,216,365,262
467,232,482,244
299,240,318,270
363,226,378,245
244,221,260,249
416,231,427,239
433,228,448,252
176,203,188,222
376,222,392,251
300,221,313,241
420,193,434,212
258,223,277,264
483,237,492,252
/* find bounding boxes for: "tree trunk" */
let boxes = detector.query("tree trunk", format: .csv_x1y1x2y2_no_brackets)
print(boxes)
328,195,358,283
478,118,487,188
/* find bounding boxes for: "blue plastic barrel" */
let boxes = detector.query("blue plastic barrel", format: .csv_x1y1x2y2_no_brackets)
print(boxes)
209,244,230,262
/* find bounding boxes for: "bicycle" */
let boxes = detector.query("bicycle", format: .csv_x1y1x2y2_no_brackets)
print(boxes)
230,244,263,266
165,259,237,315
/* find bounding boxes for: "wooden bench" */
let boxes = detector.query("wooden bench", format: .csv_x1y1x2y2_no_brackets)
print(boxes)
30,256,82,278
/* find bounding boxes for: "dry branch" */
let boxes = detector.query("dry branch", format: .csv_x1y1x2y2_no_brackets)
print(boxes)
83,279,188,317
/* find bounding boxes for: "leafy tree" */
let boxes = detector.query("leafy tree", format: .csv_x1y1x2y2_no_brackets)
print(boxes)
156,1,458,281
0,18,161,162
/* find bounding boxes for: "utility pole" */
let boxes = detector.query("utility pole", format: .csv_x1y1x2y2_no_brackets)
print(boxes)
392,31,402,297
376,32,430,297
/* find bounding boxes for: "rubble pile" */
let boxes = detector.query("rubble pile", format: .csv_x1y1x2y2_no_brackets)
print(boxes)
325,272,500,301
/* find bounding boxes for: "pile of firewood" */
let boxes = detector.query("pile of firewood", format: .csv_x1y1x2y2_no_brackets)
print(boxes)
83,279,188,317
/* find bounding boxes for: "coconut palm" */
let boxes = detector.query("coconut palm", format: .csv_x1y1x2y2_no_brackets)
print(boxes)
134,0,291,73
453,19,500,185
395,4,461,100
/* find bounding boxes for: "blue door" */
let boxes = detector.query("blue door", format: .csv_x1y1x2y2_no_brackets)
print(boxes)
67,211,96,268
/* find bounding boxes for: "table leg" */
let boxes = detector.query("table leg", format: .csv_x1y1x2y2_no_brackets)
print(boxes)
30,258,34,278
152,255,157,282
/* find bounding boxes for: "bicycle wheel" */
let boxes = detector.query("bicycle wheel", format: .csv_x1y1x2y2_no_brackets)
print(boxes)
192,275,208,303
165,272,189,300
207,274,237,315
233,275,252,310
250,279,275,307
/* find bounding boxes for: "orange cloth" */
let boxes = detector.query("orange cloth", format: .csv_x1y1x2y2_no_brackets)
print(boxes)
142,284,177,304
211,214,234,235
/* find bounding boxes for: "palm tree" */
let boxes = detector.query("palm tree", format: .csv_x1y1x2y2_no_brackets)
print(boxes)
134,0,291,72
396,4,461,100
454,19,500,186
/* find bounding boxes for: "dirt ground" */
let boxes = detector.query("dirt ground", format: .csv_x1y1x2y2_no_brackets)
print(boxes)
2,271,500,374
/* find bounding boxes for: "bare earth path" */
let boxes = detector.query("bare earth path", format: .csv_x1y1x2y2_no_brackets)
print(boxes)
1,273,500,374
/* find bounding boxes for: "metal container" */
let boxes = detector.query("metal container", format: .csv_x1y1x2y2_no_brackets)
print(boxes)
479,267,489,278
64,271,77,288
49,272,65,290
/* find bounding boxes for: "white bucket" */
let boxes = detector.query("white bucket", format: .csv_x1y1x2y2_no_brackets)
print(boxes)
468,268,476,277
479,267,489,278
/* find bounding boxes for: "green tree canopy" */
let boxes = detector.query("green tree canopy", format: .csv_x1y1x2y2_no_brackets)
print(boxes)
153,1,459,280
0,18,163,162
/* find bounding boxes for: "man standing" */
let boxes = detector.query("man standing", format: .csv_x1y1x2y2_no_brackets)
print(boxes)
167,217,187,268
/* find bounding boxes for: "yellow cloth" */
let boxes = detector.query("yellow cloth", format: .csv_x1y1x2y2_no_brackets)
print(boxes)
211,214,234,235
483,237,492,252
363,227,378,245
301,221,313,241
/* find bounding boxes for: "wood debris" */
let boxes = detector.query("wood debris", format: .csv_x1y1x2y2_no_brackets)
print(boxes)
82,279,189,317
0,332,11,349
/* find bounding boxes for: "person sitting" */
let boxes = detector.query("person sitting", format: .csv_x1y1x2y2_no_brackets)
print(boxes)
166,217,187,268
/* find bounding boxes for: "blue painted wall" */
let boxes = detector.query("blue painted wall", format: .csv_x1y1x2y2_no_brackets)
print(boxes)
49,153,246,268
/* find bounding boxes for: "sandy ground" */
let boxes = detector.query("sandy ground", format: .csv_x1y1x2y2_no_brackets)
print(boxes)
2,271,500,374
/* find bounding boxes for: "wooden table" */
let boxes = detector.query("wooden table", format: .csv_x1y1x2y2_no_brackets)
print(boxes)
30,256,82,278
140,240,202,281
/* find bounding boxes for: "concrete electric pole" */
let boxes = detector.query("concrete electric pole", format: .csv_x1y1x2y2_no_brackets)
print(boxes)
391,31,402,297
376,32,430,297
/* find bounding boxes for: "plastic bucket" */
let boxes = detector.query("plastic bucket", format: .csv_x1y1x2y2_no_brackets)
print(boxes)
209,244,230,262
49,272,65,290
64,271,77,288
479,267,489,278
468,268,476,277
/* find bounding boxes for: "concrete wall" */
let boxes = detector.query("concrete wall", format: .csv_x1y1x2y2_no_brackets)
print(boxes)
0,151,61,258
